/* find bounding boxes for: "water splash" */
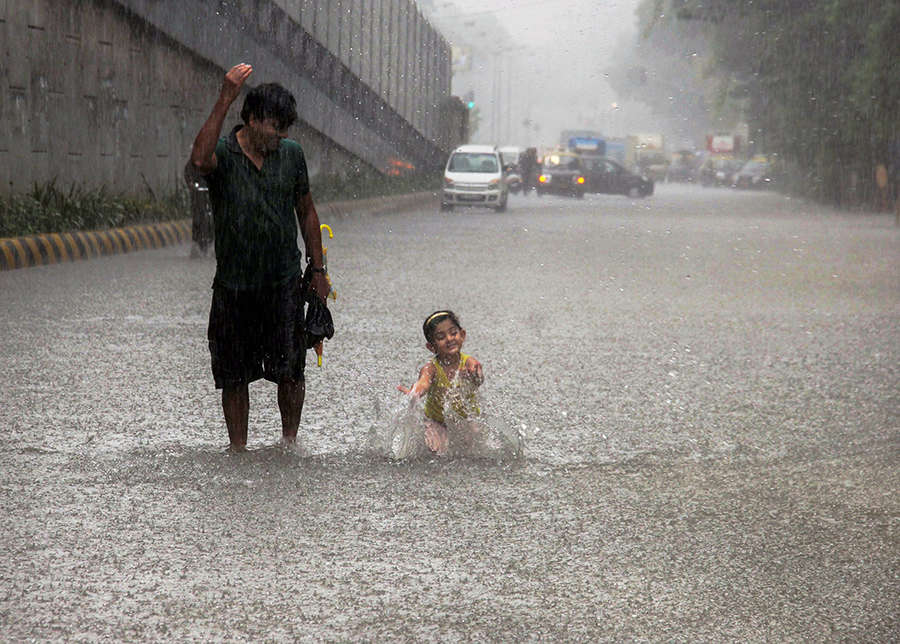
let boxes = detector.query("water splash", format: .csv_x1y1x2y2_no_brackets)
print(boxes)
368,392,524,462
368,394,427,460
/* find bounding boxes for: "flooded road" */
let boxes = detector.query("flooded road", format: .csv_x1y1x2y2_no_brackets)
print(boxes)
2,184,898,640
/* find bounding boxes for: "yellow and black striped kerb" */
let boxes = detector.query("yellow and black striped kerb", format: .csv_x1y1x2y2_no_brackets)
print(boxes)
0,220,192,271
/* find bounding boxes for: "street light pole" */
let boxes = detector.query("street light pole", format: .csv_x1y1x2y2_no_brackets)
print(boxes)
491,50,502,143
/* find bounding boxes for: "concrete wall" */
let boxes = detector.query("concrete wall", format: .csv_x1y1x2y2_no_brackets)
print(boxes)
0,0,456,196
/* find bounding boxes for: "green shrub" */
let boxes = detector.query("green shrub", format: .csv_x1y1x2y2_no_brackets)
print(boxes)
0,179,189,238
0,172,440,239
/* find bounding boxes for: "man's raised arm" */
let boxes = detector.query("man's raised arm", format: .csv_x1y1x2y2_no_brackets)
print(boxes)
191,63,253,174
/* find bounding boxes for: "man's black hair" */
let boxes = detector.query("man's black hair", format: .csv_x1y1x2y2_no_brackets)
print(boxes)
423,310,462,343
240,82,298,130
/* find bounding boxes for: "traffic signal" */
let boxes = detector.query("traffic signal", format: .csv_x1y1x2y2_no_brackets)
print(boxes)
464,91,475,110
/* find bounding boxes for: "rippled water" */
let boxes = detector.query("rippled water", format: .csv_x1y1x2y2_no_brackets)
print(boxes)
2,185,897,640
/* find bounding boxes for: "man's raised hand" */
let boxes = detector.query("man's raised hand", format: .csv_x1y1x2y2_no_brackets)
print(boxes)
220,63,253,105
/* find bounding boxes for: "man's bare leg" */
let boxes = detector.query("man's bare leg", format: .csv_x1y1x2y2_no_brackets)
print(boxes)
278,378,305,442
223,384,250,448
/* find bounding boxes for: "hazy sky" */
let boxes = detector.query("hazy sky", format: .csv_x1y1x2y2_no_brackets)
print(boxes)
447,0,639,51
424,0,651,145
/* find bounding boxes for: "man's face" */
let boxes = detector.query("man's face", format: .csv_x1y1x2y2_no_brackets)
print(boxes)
248,116,288,153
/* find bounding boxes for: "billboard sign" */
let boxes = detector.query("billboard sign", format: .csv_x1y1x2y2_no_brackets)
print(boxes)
568,137,606,155
708,135,735,154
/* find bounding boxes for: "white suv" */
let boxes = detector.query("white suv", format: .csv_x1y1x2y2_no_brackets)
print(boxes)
441,144,509,212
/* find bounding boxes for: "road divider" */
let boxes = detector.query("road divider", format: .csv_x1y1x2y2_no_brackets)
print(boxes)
0,221,191,271
0,191,438,271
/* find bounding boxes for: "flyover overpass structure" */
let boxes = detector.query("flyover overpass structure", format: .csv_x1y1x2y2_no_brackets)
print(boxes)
0,0,467,196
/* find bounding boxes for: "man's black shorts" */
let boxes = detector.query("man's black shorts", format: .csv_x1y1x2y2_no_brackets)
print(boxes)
208,276,306,389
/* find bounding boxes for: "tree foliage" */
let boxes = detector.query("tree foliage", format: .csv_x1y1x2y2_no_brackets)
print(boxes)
617,0,900,207
607,3,727,144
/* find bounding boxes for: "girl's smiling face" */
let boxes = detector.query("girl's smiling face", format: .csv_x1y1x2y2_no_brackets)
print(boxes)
426,319,466,360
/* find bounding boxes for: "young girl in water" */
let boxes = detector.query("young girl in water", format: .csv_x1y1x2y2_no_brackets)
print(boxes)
397,310,484,456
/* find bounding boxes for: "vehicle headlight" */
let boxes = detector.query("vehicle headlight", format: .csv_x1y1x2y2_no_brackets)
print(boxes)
443,177,455,187
539,174,550,183
576,176,585,184
488,178,501,187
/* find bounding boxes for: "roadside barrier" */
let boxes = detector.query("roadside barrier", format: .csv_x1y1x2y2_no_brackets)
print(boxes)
0,221,191,271
0,191,438,271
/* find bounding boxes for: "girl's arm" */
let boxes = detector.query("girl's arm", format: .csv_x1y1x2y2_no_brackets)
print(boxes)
463,356,484,386
397,362,435,396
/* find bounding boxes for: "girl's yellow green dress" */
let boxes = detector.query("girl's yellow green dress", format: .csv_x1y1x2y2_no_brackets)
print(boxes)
423,354,480,423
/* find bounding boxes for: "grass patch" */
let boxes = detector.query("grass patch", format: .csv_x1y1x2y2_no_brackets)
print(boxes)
0,171,441,239
0,180,189,238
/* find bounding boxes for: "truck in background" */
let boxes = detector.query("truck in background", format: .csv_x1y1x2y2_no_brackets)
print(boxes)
628,133,668,182
566,136,606,156
559,129,604,147
604,139,628,165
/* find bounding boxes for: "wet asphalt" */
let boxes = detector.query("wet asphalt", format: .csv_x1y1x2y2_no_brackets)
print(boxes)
1,184,897,641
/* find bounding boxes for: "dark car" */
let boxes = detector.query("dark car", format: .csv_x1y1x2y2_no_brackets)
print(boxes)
536,152,586,198
732,158,774,189
581,156,654,197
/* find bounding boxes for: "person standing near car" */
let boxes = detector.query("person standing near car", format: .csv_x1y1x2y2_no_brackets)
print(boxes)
190,63,330,449
519,147,538,195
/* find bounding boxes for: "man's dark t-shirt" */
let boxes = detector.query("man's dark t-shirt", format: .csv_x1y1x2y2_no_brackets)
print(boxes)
205,125,310,290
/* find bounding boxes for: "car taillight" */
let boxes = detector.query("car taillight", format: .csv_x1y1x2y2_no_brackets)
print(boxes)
539,175,548,183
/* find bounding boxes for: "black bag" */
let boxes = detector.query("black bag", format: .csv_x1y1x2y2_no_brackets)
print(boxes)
301,265,334,349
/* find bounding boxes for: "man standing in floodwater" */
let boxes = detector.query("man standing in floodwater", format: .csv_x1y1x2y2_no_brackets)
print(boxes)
190,63,330,449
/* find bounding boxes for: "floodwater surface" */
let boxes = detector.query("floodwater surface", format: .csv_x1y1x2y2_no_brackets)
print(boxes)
1,184,897,640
